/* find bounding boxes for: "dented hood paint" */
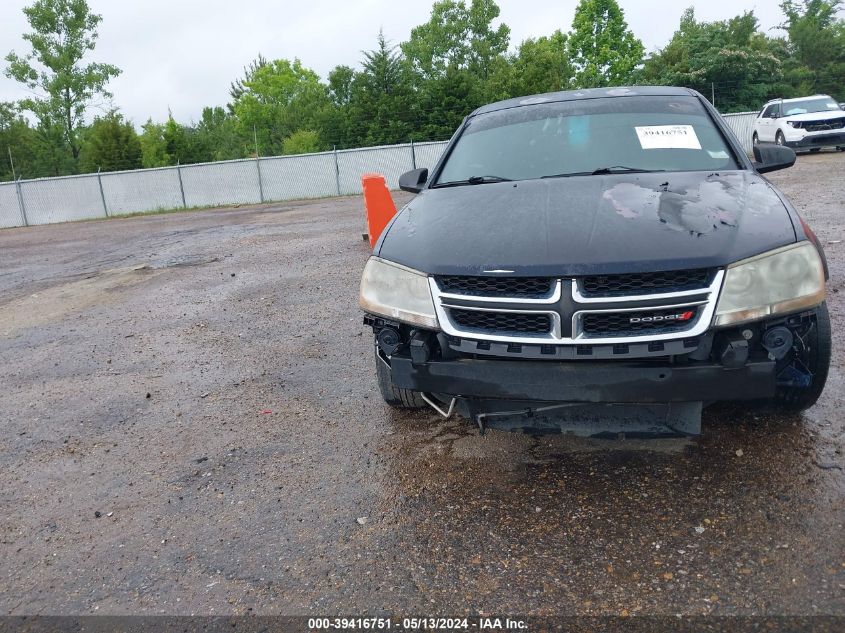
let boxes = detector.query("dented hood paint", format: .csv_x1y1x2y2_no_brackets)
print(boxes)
377,171,797,276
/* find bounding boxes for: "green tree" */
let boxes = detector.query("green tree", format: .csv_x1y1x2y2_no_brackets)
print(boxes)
348,31,416,145
641,8,784,111
317,65,359,148
4,0,120,167
162,115,211,165
32,118,75,176
415,65,484,141
229,58,329,156
399,0,510,142
779,0,845,99
229,54,268,108
283,129,321,154
487,30,574,100
568,0,644,87
401,0,510,79
0,102,40,181
79,111,141,172
196,106,243,160
139,119,168,168
327,65,355,107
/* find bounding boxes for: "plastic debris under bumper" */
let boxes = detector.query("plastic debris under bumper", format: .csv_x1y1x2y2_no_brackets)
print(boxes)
464,400,704,437
389,357,777,403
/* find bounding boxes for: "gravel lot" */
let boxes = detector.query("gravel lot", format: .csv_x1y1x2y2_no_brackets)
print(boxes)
0,152,843,616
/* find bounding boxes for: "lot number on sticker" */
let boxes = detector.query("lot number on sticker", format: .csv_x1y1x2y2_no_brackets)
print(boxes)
635,125,701,150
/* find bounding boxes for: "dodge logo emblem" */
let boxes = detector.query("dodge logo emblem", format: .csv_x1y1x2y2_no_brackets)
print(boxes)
629,310,695,324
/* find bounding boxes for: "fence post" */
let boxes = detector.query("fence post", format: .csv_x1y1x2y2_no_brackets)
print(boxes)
410,140,416,170
333,146,341,196
97,168,109,217
256,157,265,203
176,161,187,208
15,177,28,227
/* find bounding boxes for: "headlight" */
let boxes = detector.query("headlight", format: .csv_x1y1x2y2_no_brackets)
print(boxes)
714,242,825,326
359,257,438,328
787,121,801,128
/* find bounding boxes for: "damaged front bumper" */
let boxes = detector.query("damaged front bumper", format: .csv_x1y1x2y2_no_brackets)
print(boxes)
385,353,776,437
387,355,776,404
367,307,823,436
380,356,776,438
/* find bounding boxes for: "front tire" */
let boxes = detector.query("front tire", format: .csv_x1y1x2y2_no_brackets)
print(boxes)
775,130,786,146
752,132,759,146
771,303,832,412
375,345,426,409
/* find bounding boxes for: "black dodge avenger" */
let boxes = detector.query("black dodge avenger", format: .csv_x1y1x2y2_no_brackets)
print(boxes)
360,87,830,436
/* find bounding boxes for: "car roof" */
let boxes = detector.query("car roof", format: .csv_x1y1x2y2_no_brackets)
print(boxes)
470,86,700,117
763,95,833,106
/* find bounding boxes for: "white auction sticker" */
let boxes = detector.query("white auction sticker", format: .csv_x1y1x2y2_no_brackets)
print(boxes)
635,125,701,150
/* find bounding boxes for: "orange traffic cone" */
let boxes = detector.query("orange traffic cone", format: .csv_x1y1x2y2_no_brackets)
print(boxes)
361,173,397,249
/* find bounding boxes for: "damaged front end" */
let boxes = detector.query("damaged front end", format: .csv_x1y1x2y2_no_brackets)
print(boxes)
365,301,826,438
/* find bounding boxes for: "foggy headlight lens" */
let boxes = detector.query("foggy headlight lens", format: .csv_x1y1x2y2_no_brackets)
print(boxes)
714,242,825,326
359,257,438,328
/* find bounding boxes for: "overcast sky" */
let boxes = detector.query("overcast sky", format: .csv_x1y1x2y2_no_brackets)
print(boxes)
0,0,823,126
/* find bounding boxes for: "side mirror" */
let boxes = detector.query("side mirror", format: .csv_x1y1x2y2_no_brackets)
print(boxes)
398,168,428,194
753,143,796,174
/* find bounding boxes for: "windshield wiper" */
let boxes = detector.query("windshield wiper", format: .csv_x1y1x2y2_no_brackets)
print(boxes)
542,166,665,179
434,175,512,187
590,165,666,175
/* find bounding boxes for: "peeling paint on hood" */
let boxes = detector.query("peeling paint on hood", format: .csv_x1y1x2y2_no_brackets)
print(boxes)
378,171,798,277
602,176,751,235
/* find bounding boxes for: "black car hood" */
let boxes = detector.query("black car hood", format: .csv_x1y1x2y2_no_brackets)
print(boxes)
377,171,797,276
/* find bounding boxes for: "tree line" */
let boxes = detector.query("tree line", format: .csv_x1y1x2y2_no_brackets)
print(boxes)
2,0,843,181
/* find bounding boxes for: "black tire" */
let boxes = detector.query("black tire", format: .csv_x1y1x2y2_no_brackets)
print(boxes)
375,346,427,409
772,303,832,412
752,132,759,146
775,131,786,146
810,147,821,153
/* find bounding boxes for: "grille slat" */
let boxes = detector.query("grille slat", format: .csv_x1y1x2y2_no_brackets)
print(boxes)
797,118,845,132
449,309,552,335
437,276,553,298
580,269,713,297
582,308,700,337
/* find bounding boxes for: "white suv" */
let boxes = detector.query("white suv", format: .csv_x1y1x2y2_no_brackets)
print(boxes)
753,95,845,152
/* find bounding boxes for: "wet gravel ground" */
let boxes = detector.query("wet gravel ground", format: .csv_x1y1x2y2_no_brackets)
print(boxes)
0,152,843,616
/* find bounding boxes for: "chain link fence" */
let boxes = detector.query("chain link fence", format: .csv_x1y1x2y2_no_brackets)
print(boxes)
0,114,758,230
722,111,757,154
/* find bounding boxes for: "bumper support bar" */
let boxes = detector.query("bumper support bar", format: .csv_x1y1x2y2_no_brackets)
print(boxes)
390,357,776,403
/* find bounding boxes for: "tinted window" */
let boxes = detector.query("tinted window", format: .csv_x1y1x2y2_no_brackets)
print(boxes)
436,96,738,184
761,104,776,118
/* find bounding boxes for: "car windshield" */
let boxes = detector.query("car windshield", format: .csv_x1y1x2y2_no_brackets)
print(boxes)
434,95,739,185
782,97,842,115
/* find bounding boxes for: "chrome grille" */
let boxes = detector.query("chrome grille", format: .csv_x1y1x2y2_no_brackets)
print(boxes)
430,269,724,348
436,276,553,298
